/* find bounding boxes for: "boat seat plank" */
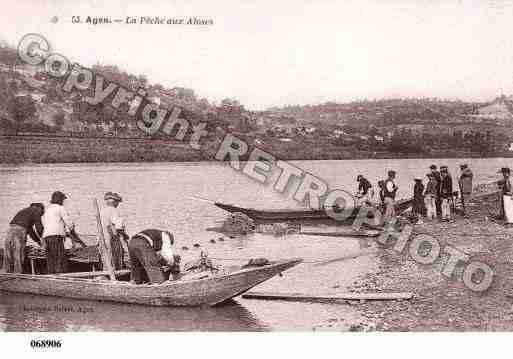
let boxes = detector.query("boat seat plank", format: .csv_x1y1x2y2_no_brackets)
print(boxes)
44,269,130,279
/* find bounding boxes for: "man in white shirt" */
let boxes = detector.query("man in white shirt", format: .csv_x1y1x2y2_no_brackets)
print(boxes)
101,192,128,270
383,170,398,222
42,191,74,274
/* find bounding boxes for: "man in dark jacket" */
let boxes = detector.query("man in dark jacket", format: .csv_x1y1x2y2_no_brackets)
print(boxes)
458,164,473,216
3,203,44,273
439,166,453,221
128,229,180,284
356,174,374,204
413,178,425,220
499,167,513,224
430,164,442,215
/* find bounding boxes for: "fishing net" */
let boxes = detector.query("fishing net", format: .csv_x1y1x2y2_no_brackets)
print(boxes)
220,212,255,234
25,245,101,263
256,222,300,236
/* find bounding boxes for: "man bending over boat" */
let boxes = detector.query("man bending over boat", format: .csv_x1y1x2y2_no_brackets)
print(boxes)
128,229,179,284
3,203,44,273
356,175,374,205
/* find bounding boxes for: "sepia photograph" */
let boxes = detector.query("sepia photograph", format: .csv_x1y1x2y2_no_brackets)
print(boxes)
1,0,513,355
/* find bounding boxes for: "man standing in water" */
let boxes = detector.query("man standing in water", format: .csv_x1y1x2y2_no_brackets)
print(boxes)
383,170,398,222
101,192,128,270
3,203,44,273
42,191,75,274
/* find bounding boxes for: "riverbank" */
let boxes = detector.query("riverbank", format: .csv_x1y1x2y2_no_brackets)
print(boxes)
1,134,511,163
339,191,513,331
0,135,207,163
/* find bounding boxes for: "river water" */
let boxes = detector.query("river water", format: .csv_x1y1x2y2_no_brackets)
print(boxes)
0,158,510,331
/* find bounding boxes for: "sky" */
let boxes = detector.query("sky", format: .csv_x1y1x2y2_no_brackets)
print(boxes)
1,0,513,110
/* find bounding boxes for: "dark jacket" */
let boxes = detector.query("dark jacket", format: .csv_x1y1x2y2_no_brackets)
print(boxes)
432,171,441,194
424,179,438,196
458,168,473,194
440,175,453,199
500,178,512,195
358,177,372,195
133,229,168,251
10,206,44,244
414,182,425,200
383,179,398,199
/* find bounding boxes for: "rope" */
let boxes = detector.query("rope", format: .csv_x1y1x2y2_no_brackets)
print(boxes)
209,250,377,264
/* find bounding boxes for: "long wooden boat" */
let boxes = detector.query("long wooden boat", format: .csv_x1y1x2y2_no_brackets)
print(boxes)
0,259,301,307
215,198,413,222
300,228,381,238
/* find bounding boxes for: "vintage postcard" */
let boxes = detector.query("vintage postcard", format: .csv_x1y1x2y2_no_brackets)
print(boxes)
1,0,513,353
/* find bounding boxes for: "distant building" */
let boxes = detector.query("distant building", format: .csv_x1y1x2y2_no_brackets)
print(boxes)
471,96,513,121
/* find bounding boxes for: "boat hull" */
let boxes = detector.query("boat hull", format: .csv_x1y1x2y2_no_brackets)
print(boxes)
0,259,301,307
215,199,412,222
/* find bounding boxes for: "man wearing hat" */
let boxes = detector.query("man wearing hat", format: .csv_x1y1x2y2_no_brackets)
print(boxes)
424,173,438,220
498,168,513,224
383,170,398,221
3,203,44,273
356,174,374,205
412,177,425,222
458,164,473,216
429,165,442,215
439,166,453,221
42,191,75,274
101,192,128,270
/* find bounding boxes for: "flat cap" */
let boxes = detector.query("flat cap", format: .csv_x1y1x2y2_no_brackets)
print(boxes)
104,192,122,202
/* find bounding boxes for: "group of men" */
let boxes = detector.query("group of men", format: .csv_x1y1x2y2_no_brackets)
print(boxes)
412,164,473,222
356,170,398,221
356,164,474,223
3,191,178,284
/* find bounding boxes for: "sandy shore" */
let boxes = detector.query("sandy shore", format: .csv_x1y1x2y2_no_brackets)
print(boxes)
341,191,513,331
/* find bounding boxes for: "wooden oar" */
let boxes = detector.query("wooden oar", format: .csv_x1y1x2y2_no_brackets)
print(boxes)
242,291,414,302
312,249,378,266
93,198,116,281
189,195,216,204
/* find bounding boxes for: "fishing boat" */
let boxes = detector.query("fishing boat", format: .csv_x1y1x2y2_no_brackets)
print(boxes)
0,258,301,307
300,228,381,238
214,198,413,222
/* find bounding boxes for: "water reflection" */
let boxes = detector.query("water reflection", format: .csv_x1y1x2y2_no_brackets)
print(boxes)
0,292,267,332
2,159,506,330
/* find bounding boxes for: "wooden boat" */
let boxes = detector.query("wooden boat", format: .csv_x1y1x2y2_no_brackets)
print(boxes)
0,259,301,307
214,198,413,222
300,228,381,238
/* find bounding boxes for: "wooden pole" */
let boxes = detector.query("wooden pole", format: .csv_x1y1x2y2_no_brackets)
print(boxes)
93,198,116,281
242,291,414,302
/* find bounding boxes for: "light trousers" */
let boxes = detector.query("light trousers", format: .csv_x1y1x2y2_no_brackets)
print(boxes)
424,195,437,220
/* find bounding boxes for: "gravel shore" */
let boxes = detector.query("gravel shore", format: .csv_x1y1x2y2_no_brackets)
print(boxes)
346,191,513,331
